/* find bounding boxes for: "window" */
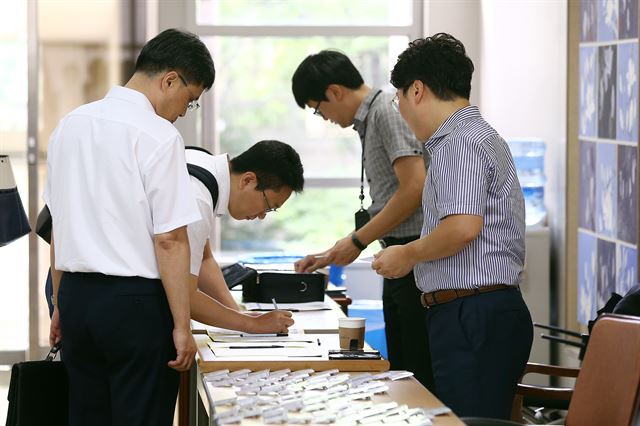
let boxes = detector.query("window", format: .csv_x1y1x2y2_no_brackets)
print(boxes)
190,0,422,253
196,0,413,27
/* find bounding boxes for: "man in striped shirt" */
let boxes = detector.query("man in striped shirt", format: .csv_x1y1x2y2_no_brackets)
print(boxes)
372,33,533,419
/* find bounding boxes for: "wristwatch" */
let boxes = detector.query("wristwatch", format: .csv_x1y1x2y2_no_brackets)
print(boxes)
350,233,367,251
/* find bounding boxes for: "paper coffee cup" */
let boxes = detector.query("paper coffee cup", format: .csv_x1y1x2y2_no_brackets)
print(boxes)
338,317,366,350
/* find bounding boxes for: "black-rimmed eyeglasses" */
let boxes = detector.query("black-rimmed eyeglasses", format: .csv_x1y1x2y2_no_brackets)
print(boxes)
177,74,201,112
262,190,278,213
313,101,324,119
391,93,400,112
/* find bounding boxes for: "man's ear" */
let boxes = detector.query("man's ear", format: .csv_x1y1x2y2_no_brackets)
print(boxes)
409,80,425,104
160,71,181,93
325,84,344,102
238,171,257,189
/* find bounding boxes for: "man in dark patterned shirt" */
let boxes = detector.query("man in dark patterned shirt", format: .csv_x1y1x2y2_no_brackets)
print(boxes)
291,50,433,390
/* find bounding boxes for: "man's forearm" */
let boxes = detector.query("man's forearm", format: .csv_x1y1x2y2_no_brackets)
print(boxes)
197,256,239,309
50,233,62,306
355,156,425,246
155,227,192,330
405,215,483,265
355,186,421,246
191,289,251,331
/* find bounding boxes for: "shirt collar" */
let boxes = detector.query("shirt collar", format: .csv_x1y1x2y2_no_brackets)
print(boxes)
212,154,231,217
425,105,481,150
353,88,382,133
105,86,156,114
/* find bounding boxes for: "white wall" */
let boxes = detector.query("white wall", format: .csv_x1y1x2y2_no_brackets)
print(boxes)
424,0,483,106
478,1,567,332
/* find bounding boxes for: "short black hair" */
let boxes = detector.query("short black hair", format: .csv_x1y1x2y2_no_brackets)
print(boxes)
390,33,474,100
230,140,304,193
136,28,215,90
291,50,364,108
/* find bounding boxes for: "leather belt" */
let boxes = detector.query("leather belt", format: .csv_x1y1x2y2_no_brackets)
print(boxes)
378,235,419,248
420,284,514,308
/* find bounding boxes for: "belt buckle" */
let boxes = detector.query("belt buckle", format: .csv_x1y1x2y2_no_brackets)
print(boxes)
420,293,430,309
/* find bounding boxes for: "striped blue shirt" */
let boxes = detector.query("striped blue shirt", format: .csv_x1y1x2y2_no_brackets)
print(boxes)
414,106,526,292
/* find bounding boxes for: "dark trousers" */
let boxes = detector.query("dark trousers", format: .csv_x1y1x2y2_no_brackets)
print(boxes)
58,272,179,426
45,269,54,318
382,236,434,391
426,287,533,419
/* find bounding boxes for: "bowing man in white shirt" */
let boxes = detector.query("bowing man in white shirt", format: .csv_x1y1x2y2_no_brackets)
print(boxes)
183,140,304,334
44,29,215,426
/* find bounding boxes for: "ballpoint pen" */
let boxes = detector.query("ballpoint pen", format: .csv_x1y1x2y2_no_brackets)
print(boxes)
272,297,279,311
228,345,306,349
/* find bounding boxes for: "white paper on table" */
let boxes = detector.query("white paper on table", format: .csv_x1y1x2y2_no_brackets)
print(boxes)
243,301,332,311
209,341,316,348
207,332,316,344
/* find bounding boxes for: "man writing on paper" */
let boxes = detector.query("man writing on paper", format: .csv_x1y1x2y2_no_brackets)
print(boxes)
185,140,304,334
43,140,300,334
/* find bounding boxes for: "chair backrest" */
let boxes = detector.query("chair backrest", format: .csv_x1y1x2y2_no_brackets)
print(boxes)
566,314,640,426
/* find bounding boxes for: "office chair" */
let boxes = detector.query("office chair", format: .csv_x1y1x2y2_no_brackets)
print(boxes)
463,314,640,426
512,286,640,422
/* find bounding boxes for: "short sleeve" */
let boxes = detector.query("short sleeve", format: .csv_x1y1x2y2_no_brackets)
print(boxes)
43,121,63,209
433,138,491,219
141,136,201,234
187,199,213,276
375,106,423,163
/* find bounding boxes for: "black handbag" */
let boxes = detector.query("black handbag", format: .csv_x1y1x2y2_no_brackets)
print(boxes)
242,270,327,303
6,344,68,426
0,156,31,247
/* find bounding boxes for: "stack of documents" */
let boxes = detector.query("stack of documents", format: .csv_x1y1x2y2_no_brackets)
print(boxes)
242,301,331,312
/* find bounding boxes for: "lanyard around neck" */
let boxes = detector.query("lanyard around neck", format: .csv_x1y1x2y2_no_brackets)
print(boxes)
359,90,383,209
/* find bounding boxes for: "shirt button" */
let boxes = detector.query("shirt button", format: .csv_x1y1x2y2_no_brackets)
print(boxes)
367,178,371,183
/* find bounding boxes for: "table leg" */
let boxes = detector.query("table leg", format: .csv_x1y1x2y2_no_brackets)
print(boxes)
178,369,190,426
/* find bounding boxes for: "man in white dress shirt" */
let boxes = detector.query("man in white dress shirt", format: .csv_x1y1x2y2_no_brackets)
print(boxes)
44,29,215,426
184,141,304,333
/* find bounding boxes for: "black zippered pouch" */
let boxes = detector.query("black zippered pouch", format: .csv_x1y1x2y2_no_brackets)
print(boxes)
242,270,326,303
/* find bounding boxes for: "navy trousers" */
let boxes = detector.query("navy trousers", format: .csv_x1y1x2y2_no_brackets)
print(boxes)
58,272,179,426
426,287,533,419
45,269,54,318
382,236,434,391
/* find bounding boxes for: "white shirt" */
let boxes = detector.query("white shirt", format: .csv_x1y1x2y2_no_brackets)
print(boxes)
43,86,201,278
184,151,230,275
